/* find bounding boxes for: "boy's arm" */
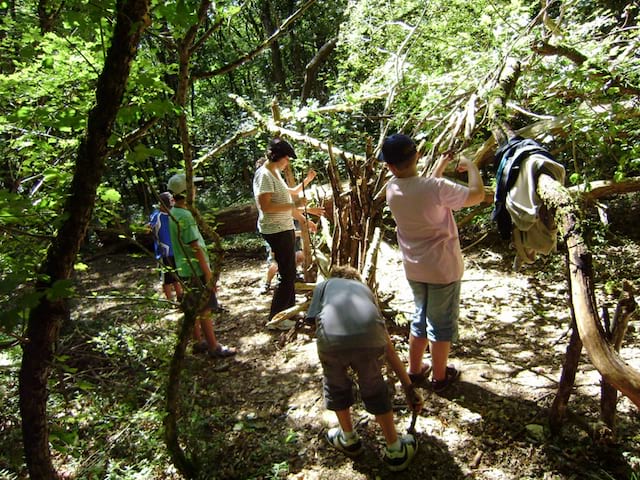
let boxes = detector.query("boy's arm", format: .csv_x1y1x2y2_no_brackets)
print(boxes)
385,332,423,412
190,241,213,285
430,151,454,178
457,158,485,207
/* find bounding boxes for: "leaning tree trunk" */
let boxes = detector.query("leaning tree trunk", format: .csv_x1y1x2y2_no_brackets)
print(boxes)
537,174,640,407
18,2,150,479
485,54,640,418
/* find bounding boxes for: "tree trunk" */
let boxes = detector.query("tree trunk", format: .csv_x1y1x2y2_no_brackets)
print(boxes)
163,3,221,478
260,1,286,92
601,290,636,428
18,2,150,479
537,173,640,408
214,203,259,236
300,37,337,105
37,0,62,34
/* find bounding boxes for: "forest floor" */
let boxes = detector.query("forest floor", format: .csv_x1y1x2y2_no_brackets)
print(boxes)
2,226,640,479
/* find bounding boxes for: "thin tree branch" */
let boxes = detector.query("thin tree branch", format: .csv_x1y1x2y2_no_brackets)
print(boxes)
532,40,640,96
192,0,317,80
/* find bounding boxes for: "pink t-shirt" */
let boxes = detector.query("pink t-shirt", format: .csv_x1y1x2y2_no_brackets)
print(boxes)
386,176,469,284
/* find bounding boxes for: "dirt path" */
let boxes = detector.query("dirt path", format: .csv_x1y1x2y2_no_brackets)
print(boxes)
69,235,640,479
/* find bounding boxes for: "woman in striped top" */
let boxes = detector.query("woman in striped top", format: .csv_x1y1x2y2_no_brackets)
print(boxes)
253,138,323,320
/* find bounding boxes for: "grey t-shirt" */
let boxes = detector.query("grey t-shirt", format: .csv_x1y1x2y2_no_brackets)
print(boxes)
307,278,388,353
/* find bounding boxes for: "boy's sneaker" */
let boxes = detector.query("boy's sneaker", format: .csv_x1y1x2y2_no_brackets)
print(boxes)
191,340,208,354
325,427,364,458
259,283,271,295
408,363,432,387
383,434,417,472
431,366,461,393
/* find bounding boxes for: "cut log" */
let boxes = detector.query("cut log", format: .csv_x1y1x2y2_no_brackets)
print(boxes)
211,203,259,236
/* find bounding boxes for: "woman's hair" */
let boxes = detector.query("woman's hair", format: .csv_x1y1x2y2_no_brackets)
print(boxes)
267,138,296,162
329,265,362,281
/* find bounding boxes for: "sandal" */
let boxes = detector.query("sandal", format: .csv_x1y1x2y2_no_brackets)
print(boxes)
208,344,237,358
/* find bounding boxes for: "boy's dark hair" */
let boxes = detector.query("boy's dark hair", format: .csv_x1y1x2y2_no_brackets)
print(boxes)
329,265,362,281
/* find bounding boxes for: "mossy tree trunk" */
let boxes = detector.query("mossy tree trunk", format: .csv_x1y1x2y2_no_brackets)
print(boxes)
18,2,151,478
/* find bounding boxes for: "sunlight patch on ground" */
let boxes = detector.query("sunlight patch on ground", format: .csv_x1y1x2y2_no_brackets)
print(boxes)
238,331,271,348
286,389,323,423
277,342,319,375
494,307,526,324
481,468,512,480
513,369,557,390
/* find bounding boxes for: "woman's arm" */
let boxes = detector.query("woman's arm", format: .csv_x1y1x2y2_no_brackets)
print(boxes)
288,169,317,195
257,192,295,214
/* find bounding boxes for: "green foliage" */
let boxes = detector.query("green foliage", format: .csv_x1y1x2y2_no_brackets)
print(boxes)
2,0,640,477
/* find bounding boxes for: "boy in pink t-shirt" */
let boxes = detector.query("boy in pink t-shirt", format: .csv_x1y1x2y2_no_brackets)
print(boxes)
380,134,485,392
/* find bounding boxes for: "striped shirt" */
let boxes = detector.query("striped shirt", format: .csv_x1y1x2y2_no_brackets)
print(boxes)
253,166,295,234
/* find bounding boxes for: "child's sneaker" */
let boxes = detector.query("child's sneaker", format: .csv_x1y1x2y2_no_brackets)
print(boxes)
431,366,460,393
383,434,417,471
191,340,208,354
325,427,364,458
408,363,432,387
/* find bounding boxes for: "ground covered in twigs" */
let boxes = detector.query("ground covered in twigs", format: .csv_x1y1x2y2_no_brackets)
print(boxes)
1,228,640,479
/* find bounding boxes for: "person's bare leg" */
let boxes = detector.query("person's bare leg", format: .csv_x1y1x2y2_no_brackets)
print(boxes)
408,335,429,374
375,411,399,445
173,282,183,301
335,408,353,434
266,262,278,284
199,308,219,350
430,340,451,381
162,284,173,300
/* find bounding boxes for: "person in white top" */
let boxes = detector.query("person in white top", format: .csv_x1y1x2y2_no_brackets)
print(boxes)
380,134,485,393
252,138,323,320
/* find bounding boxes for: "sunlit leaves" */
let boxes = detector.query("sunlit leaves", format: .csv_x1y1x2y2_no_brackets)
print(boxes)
99,188,121,204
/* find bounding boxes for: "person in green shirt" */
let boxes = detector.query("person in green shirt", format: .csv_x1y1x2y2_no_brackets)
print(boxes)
167,173,236,358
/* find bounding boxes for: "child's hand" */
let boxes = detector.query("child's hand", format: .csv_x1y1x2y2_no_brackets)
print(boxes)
404,384,424,413
455,157,473,173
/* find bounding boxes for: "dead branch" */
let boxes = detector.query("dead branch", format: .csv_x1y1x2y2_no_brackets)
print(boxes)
488,58,520,145
230,94,365,163
537,173,640,408
570,177,640,203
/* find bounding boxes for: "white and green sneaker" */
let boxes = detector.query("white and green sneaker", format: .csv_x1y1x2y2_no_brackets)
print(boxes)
325,427,364,458
383,434,417,471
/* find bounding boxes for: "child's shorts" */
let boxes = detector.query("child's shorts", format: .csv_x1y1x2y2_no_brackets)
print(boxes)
408,280,460,342
181,276,220,312
161,256,179,285
318,346,391,415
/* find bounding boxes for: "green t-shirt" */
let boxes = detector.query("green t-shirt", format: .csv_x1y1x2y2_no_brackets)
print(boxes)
168,206,209,278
